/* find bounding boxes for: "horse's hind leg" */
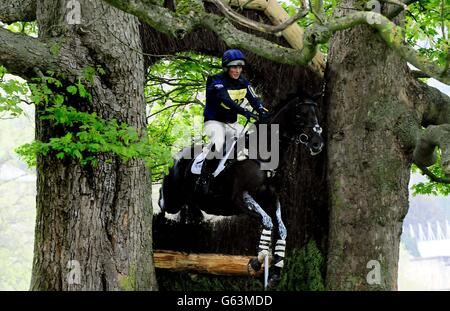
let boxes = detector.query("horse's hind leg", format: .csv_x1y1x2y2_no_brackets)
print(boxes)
242,191,273,275
268,198,287,288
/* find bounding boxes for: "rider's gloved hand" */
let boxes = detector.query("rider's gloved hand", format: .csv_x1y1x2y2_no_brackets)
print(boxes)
259,111,271,123
243,110,258,120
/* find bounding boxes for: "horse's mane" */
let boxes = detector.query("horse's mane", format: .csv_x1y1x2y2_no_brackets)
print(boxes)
262,91,319,125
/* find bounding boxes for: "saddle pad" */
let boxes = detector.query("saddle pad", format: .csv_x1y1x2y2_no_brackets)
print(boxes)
191,149,235,177
190,151,229,177
191,140,248,176
191,152,206,175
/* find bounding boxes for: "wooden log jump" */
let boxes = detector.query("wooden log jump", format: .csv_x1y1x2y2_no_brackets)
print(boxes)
154,250,266,276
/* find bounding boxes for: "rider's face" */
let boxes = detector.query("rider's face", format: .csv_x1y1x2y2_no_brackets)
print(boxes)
227,65,242,79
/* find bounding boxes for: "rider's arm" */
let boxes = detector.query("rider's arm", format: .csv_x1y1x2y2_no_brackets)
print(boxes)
212,83,248,115
245,82,267,113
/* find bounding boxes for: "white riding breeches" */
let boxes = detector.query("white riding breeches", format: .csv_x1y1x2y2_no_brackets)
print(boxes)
204,120,244,157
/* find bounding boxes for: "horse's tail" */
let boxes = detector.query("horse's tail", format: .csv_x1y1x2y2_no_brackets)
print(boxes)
158,160,184,214
158,180,166,211
159,144,200,213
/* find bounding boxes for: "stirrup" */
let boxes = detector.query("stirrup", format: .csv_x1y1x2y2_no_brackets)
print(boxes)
195,175,211,195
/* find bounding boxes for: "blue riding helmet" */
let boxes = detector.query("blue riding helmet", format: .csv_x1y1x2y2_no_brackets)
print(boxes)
222,49,246,67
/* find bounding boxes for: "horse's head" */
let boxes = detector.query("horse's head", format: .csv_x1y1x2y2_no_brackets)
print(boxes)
264,95,324,156
290,97,324,156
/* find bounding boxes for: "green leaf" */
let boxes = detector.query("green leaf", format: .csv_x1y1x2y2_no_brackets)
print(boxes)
56,152,65,159
73,150,83,159
66,85,77,95
411,151,450,196
54,94,64,105
82,66,96,84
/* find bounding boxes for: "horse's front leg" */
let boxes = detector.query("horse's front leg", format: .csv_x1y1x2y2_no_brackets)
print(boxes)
268,198,287,288
242,191,273,275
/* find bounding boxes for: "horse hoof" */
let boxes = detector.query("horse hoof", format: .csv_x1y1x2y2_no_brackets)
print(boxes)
247,258,262,275
267,274,281,289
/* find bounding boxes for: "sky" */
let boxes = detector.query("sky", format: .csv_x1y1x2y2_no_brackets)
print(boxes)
429,78,450,96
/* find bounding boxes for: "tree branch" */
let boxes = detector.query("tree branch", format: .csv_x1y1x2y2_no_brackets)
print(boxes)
211,0,308,34
413,124,450,175
102,1,450,83
202,14,317,65
411,70,430,79
0,27,57,79
415,163,450,184
101,0,198,39
408,78,450,126
386,0,419,19
103,0,318,66
147,101,203,119
0,0,36,23
310,0,325,25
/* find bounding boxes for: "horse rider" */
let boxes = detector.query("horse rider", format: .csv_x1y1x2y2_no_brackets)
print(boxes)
195,49,269,195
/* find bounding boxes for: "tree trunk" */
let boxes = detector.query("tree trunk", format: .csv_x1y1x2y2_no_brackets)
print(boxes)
324,4,413,290
30,0,157,290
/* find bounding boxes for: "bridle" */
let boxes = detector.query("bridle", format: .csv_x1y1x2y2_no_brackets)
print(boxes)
256,97,324,156
292,100,323,155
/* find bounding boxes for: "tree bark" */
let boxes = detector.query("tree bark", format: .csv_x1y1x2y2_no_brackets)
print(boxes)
30,0,157,290
0,27,58,78
0,0,36,23
324,4,414,290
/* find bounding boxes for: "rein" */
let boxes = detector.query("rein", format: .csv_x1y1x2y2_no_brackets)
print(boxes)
261,99,322,147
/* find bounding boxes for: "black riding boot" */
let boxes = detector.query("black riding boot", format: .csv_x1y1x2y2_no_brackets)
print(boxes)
195,157,218,196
